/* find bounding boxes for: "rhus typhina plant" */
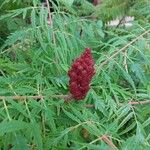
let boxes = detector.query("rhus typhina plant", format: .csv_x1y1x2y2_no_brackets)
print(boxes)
0,0,150,150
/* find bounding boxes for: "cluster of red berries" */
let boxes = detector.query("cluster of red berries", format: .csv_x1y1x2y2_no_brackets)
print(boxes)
68,48,95,100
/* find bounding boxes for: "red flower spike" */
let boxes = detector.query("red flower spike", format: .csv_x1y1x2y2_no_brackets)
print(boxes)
68,48,95,100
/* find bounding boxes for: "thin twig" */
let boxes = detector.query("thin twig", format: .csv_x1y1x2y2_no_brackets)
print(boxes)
128,100,150,105
98,29,150,71
116,16,125,28
84,104,95,108
84,100,150,108
45,0,52,26
45,0,56,44
0,94,73,102
101,135,118,150
0,95,44,100
123,49,128,73
118,100,150,106
79,134,119,150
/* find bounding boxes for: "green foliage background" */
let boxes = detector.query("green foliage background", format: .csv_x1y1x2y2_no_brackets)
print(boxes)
0,0,150,149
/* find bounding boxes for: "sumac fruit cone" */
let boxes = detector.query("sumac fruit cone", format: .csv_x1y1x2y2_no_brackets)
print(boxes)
68,48,95,100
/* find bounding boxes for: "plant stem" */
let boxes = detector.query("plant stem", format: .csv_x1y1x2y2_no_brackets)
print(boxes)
0,94,73,101
128,100,150,105
0,95,149,106
46,0,52,26
45,0,56,44
101,135,118,150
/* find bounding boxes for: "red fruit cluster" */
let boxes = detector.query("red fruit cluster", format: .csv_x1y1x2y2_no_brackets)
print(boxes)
68,48,95,100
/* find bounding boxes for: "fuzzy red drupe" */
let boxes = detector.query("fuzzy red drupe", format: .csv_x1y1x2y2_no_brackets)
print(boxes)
68,48,95,100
